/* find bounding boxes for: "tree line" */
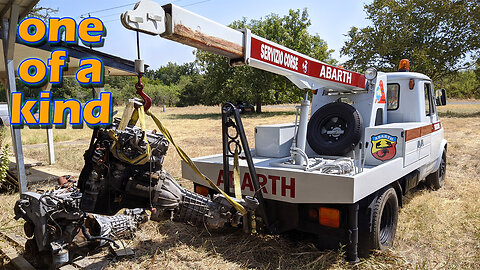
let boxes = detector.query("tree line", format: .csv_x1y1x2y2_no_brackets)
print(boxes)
2,0,480,110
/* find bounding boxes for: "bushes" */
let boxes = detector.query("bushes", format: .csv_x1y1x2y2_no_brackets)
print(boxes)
436,70,480,99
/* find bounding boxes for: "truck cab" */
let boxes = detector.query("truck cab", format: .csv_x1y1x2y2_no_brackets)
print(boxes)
385,71,446,181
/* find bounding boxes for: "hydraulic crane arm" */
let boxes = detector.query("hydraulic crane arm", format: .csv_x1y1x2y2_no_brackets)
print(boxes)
121,0,366,91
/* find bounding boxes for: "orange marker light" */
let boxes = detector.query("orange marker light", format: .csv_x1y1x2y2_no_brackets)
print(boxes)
319,207,340,228
398,59,410,72
195,185,210,197
409,79,415,90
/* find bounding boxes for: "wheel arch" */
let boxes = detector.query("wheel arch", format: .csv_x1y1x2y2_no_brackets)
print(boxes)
390,180,403,208
432,139,448,172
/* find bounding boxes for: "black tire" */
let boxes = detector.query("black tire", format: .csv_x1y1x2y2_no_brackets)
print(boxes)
426,149,446,190
307,102,363,156
371,187,398,251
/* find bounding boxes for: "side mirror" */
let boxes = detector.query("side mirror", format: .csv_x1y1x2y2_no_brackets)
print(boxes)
435,88,447,106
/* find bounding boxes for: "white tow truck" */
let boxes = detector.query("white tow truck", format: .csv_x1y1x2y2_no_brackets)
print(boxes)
121,1,448,261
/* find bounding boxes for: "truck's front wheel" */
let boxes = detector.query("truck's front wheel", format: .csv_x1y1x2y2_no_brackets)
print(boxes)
426,149,446,190
368,187,399,252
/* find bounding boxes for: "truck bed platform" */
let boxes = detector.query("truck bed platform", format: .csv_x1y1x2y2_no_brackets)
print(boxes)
181,153,423,204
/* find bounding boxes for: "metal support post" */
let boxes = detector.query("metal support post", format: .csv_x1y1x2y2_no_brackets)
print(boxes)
221,103,270,231
2,4,27,193
93,87,104,98
294,90,310,165
221,108,231,194
46,128,55,165
42,83,55,165
346,203,360,263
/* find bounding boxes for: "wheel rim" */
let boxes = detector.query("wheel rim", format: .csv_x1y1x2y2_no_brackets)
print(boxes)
379,199,394,245
319,115,348,142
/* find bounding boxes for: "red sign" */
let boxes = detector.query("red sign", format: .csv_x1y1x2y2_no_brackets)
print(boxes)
250,36,366,89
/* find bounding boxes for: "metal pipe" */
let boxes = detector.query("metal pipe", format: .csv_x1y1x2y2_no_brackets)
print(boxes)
361,142,367,172
291,105,300,149
221,106,231,194
352,145,356,175
294,91,310,165
269,162,306,170
81,225,119,248
290,147,310,169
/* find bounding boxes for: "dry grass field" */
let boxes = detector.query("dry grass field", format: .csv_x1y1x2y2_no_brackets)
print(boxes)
0,100,479,269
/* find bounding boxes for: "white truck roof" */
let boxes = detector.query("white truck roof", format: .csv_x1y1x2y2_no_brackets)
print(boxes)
386,72,431,81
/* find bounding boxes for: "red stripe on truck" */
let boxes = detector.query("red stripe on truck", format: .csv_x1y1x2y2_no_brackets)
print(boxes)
405,122,442,141
250,36,366,89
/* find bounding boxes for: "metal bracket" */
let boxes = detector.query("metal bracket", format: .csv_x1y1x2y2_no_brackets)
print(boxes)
221,103,270,231
121,0,166,35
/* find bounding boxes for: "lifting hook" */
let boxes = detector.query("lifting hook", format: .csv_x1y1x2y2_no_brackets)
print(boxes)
134,31,152,111
135,73,152,111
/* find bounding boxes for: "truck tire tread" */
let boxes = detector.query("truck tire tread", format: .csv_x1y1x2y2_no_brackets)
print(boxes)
371,187,398,251
307,102,363,156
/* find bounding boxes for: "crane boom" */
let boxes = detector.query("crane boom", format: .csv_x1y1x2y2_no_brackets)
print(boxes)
121,0,366,91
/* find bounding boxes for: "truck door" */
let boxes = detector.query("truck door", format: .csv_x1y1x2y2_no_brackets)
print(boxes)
418,82,434,161
424,81,444,170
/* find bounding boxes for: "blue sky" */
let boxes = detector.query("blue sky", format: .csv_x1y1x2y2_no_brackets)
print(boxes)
38,0,371,70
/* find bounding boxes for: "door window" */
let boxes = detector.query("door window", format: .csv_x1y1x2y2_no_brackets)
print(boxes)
387,83,400,110
424,83,433,116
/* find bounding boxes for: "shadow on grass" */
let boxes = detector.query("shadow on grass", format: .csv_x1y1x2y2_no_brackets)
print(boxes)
126,221,344,269
167,111,297,120
438,110,480,118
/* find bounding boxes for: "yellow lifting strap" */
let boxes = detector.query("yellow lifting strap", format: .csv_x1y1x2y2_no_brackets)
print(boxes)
145,111,247,215
233,149,242,200
109,106,151,165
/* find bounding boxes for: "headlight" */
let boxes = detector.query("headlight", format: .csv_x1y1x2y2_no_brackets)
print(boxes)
365,67,377,80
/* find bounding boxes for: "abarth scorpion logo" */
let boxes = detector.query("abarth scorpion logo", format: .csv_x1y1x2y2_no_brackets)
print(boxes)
371,133,397,161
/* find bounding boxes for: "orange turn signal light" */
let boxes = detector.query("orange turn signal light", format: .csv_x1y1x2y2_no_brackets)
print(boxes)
195,185,210,197
409,79,415,90
319,207,340,228
398,59,410,72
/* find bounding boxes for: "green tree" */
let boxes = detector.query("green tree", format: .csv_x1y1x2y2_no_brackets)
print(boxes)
177,74,205,107
341,0,480,80
196,8,335,112
475,58,480,82
436,70,480,98
145,62,199,86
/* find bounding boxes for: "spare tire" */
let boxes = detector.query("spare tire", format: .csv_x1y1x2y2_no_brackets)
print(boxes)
307,102,363,156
